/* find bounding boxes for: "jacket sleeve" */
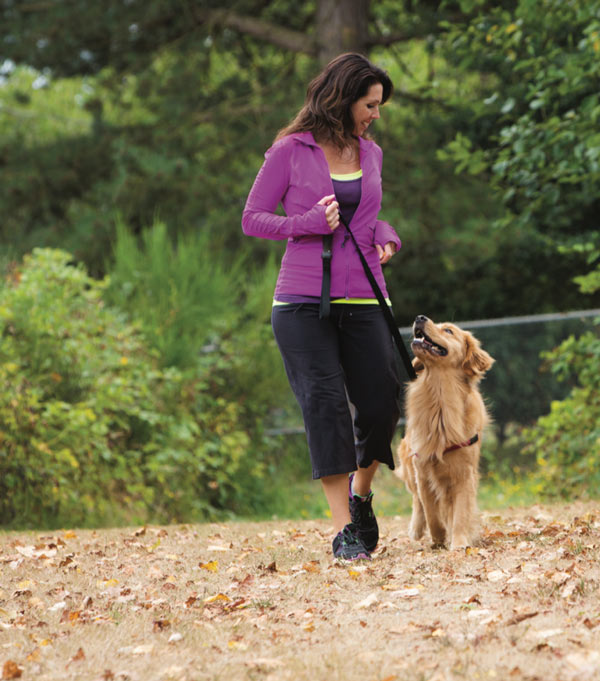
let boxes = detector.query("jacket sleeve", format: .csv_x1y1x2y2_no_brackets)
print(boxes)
242,141,332,240
371,143,402,251
374,219,401,251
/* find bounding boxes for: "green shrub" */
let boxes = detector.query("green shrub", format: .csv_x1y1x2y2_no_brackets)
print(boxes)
521,329,600,500
105,220,300,510
0,248,273,528
521,257,600,499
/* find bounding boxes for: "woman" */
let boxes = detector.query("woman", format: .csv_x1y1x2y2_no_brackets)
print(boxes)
242,53,401,561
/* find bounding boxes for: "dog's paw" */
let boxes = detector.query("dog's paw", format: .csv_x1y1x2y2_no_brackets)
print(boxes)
408,524,425,541
450,535,470,550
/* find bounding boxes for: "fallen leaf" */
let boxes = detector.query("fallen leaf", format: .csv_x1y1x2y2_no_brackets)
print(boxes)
204,593,231,604
302,561,320,573
69,647,85,663
98,579,119,589
355,592,379,609
506,611,539,625
199,561,218,572
132,644,154,655
2,661,22,679
389,588,421,598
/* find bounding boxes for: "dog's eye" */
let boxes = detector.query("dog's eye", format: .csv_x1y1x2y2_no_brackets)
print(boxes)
443,328,454,335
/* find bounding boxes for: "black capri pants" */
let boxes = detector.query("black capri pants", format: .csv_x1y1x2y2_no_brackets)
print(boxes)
271,303,402,479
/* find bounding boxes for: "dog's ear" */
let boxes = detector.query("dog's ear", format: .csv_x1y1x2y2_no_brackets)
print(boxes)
412,356,425,373
462,333,494,377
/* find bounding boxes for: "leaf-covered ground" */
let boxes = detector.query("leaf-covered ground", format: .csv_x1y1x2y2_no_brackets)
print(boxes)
1,501,599,681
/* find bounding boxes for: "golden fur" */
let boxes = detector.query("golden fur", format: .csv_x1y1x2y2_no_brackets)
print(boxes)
396,316,494,549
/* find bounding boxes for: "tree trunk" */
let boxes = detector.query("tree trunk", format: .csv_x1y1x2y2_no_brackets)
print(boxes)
315,0,370,65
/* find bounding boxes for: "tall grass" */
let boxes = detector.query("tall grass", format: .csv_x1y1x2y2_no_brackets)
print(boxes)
106,219,244,368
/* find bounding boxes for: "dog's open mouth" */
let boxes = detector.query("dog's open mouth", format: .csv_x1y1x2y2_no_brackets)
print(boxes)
412,328,448,356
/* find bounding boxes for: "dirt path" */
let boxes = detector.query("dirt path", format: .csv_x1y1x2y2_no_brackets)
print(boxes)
1,501,599,681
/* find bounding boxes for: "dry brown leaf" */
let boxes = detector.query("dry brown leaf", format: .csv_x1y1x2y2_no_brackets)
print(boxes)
2,661,22,679
302,560,320,573
506,611,539,626
72,647,85,661
153,619,171,632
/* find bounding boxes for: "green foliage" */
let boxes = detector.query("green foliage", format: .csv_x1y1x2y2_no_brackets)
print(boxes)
2,2,596,321
106,219,240,368
521,328,600,499
0,248,278,528
441,0,600,242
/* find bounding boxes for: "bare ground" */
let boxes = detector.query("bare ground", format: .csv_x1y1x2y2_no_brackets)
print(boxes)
1,501,600,681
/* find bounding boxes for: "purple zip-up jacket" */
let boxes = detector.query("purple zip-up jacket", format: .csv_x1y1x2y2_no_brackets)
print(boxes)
242,131,401,300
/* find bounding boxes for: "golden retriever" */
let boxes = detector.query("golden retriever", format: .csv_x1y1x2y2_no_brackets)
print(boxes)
396,315,494,549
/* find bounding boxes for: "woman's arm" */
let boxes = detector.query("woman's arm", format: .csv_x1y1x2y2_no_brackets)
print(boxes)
242,142,333,240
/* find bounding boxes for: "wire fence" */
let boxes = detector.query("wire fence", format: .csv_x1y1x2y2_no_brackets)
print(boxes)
267,308,600,437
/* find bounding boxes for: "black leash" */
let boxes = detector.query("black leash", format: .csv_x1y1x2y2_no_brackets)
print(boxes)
319,220,417,382
319,233,333,320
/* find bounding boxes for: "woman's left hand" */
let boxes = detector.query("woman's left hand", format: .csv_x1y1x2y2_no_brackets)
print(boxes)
376,241,397,264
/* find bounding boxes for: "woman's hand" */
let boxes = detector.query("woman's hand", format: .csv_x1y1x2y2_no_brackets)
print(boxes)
376,241,396,264
317,194,340,231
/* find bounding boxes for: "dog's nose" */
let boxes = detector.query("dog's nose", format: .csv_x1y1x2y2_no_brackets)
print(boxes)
415,315,428,324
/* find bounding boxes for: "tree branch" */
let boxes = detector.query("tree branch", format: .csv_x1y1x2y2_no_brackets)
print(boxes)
198,9,317,56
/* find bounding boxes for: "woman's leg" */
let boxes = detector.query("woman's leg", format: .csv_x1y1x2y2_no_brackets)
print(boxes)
353,460,379,496
338,306,402,472
320,473,351,533
271,304,356,479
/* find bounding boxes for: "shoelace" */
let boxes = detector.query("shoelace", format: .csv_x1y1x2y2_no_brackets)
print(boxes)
351,496,373,523
340,525,361,546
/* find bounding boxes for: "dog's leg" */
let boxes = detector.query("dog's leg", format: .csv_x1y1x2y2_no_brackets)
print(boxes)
408,493,426,540
415,473,446,547
449,470,478,550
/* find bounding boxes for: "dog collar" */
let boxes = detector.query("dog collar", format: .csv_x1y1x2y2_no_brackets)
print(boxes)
443,434,479,453
411,433,479,459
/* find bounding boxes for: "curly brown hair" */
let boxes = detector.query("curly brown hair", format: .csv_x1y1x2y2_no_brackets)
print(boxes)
275,53,393,149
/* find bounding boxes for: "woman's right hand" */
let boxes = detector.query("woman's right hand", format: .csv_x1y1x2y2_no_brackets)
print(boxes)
317,194,340,231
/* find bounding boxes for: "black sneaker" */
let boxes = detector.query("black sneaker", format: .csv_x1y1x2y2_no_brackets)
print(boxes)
332,523,371,562
348,472,379,552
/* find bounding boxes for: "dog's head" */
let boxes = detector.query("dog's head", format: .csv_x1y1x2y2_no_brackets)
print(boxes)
411,315,494,379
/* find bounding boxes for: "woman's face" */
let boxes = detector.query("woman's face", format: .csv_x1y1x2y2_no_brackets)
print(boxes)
351,82,384,136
